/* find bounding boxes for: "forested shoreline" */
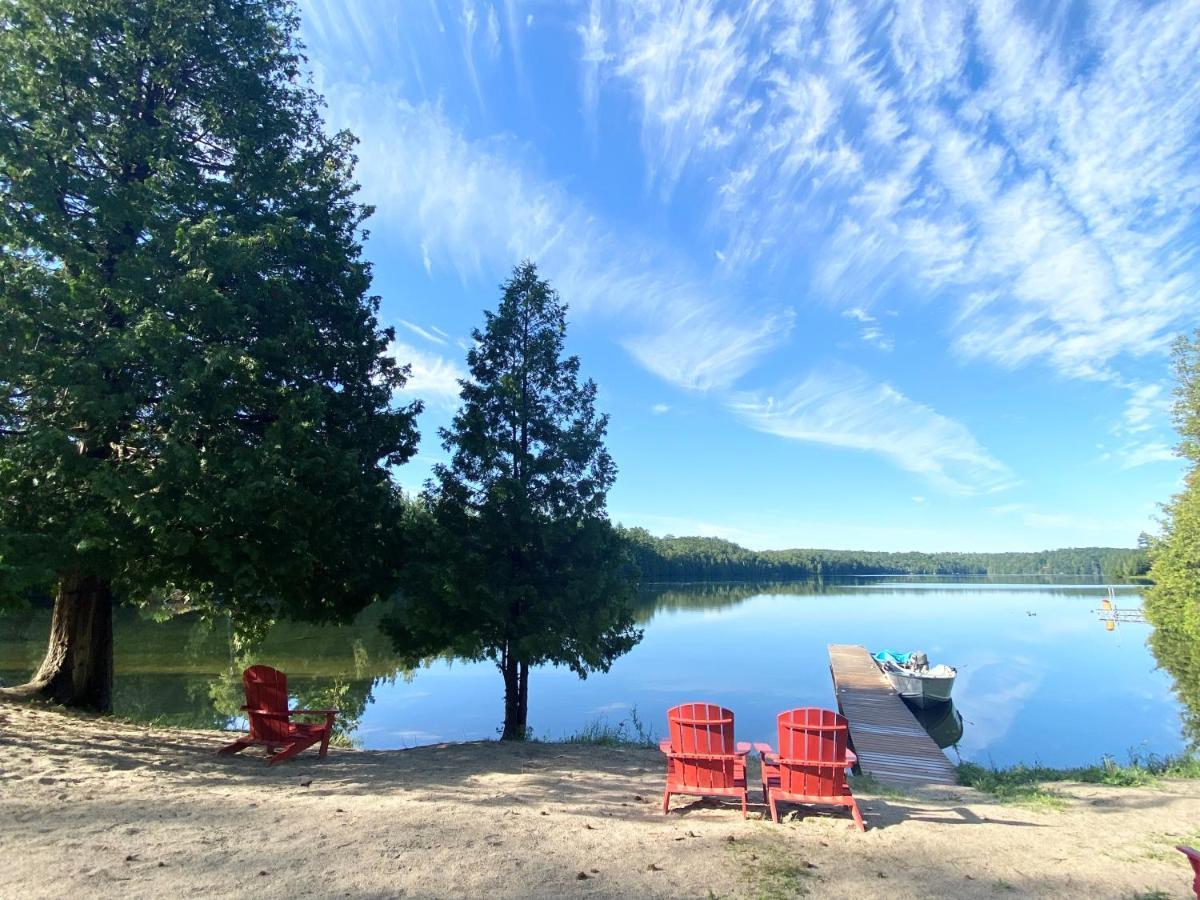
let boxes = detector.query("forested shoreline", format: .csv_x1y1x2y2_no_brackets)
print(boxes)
622,528,1150,582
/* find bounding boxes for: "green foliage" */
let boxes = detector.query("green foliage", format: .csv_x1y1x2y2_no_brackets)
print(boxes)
0,0,419,625
556,706,656,747
624,528,1149,581
1145,331,1200,746
957,752,1200,808
385,262,640,739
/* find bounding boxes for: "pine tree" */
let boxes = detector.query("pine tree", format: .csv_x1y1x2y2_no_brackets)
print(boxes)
387,262,640,740
0,0,420,710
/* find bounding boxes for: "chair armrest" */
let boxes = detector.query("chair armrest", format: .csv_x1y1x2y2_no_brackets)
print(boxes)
658,740,672,756
845,749,857,767
734,742,751,756
243,709,291,718
289,709,339,716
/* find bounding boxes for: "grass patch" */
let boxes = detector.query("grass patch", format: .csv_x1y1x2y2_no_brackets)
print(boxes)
1140,830,1200,862
731,836,818,900
556,706,657,748
957,752,1200,809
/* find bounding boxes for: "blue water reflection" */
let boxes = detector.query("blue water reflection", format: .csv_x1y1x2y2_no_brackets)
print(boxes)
360,580,1182,767
0,579,1183,768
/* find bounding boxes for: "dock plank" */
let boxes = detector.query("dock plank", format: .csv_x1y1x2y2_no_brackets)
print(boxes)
828,644,958,787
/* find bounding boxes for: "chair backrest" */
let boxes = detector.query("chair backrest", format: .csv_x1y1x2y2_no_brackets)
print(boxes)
243,665,291,743
666,702,738,790
774,707,851,798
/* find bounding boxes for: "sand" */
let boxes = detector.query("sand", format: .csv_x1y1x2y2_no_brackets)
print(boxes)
1,701,1198,899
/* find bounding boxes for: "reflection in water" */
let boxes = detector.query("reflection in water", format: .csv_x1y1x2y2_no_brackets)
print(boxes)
634,580,837,621
0,577,1193,763
905,699,964,750
1148,624,1200,748
0,602,411,741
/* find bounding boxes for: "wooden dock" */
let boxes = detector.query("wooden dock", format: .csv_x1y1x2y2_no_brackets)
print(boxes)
828,644,958,787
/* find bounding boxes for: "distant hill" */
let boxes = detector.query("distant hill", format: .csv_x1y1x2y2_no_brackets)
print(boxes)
621,527,1150,582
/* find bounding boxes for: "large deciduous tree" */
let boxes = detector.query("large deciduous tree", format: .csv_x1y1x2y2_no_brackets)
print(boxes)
1146,331,1200,745
0,0,420,711
386,262,640,740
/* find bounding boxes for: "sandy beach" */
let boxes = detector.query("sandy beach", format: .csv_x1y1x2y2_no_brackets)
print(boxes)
1,701,1197,899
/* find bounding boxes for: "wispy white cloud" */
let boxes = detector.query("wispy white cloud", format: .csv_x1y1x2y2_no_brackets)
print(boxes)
398,320,449,346
1105,381,1178,468
624,309,793,392
603,0,762,195
392,341,465,408
1122,383,1171,434
317,85,789,392
651,403,670,415
583,0,1200,383
841,307,893,351
459,1,485,106
728,367,1013,495
485,3,501,60
1119,442,1176,470
578,0,610,140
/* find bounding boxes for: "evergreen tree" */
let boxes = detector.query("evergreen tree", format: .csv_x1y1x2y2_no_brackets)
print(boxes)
386,262,640,740
0,0,420,711
1146,331,1200,743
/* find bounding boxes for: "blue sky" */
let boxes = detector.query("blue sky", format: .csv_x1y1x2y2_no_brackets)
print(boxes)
296,0,1198,552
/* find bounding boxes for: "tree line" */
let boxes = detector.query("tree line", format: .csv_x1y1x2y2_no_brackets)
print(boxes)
623,529,1150,582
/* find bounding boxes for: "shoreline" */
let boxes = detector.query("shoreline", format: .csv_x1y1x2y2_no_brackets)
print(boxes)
3,700,1199,898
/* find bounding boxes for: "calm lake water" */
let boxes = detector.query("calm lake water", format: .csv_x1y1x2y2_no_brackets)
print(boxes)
0,578,1188,768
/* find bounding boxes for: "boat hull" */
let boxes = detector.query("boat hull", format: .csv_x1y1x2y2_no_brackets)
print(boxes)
884,670,955,707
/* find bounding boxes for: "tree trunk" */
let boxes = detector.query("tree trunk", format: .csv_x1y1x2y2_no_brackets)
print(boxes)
517,660,529,735
500,648,527,740
4,573,113,712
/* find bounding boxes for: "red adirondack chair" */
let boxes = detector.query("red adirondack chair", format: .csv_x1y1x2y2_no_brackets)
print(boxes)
217,665,338,766
1179,846,1200,898
755,707,865,830
660,702,751,817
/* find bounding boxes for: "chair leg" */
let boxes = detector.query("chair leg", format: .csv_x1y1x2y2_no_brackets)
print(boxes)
217,738,251,756
769,794,780,824
319,714,335,758
661,788,671,815
266,738,317,766
741,791,748,819
848,798,866,832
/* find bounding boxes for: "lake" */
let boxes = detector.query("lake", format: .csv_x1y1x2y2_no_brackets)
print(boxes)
0,578,1189,768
